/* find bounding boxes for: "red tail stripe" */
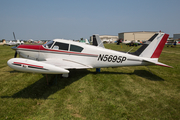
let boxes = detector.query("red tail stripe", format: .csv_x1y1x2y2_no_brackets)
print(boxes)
151,34,169,58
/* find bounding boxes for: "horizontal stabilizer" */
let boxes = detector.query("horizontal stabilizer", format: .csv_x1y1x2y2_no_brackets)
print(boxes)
143,59,173,68
155,62,173,68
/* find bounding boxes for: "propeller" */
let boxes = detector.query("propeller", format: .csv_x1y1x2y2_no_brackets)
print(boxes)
11,46,18,58
12,32,18,58
14,51,17,58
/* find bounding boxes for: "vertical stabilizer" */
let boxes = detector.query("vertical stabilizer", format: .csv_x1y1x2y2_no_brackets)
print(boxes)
150,33,169,58
131,32,169,58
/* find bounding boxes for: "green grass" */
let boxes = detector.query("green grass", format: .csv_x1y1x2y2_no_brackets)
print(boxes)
0,44,180,120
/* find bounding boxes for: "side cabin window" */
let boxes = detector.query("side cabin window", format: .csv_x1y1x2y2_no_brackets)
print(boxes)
52,42,69,51
70,44,83,52
43,41,54,49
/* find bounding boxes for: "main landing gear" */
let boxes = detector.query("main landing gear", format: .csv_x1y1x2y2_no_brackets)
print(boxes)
62,73,69,78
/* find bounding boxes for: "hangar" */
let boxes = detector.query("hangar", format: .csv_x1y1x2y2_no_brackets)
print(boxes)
118,31,157,42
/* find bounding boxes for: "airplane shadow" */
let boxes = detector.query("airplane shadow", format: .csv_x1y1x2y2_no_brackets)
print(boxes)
1,69,163,99
1,69,90,99
133,70,164,81
90,69,164,81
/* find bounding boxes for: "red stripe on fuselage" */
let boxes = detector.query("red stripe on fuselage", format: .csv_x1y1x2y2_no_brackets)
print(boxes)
151,34,169,58
18,44,41,49
17,44,98,57
14,62,43,68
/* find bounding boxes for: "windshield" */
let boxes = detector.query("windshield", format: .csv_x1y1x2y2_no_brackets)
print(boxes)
43,41,54,49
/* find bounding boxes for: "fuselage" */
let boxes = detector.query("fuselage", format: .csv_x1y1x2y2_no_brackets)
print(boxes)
15,39,151,69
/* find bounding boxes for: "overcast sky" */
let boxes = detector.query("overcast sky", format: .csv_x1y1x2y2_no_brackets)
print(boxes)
0,0,180,40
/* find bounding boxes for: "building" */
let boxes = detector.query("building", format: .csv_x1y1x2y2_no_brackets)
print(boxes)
173,33,180,41
118,31,157,42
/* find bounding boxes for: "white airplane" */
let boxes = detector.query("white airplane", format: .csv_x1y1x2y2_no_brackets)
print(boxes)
7,32,172,77
4,32,23,46
102,39,113,43
4,40,22,46
79,39,90,44
121,39,131,44
85,39,90,44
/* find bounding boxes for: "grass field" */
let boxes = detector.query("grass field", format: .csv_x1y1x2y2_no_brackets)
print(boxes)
0,44,180,120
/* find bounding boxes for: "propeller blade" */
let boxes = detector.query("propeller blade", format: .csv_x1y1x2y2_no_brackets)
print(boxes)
14,51,17,58
13,32,16,40
11,46,18,58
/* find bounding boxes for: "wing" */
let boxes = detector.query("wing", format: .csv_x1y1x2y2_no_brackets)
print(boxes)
7,58,92,74
42,58,93,69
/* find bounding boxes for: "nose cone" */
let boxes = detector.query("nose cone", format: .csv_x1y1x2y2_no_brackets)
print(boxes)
11,46,17,50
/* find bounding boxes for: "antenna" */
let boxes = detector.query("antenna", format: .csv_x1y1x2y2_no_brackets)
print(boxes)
127,47,134,53
98,41,104,47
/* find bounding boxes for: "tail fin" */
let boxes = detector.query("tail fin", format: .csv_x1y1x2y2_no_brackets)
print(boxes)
131,32,172,68
92,34,105,48
131,32,169,58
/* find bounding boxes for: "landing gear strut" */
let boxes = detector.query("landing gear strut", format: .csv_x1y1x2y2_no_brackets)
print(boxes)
62,73,69,78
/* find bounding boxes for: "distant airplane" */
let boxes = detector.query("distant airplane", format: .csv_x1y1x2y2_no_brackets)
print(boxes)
85,39,90,44
102,39,113,43
4,40,24,46
4,32,24,46
7,32,172,77
166,39,180,46
27,39,34,43
122,39,142,45
122,39,131,44
79,39,90,44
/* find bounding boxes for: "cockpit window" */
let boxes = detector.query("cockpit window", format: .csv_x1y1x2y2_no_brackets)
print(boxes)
52,42,69,51
43,41,83,52
70,44,83,52
43,41,54,49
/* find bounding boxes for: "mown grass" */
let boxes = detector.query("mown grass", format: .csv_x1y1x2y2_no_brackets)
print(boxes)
0,44,180,120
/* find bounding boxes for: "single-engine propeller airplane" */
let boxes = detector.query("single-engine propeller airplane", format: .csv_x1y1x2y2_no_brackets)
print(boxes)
7,32,172,77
